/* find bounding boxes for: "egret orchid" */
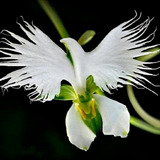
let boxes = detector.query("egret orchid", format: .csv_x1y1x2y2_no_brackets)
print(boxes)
0,13,159,150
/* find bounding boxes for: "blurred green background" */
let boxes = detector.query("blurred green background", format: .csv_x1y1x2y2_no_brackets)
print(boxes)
0,0,160,159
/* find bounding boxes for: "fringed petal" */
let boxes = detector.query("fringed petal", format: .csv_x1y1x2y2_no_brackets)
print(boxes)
0,18,75,102
84,12,159,93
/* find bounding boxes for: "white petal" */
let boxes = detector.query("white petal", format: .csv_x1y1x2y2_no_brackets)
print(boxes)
65,104,96,151
94,94,130,137
84,12,159,93
60,38,87,94
0,18,75,102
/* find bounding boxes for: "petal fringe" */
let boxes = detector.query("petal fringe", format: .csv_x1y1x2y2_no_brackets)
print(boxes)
0,18,75,102
86,12,160,93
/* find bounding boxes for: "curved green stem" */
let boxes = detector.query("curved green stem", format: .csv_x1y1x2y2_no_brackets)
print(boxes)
37,0,69,38
127,47,160,132
130,116,160,135
127,85,160,129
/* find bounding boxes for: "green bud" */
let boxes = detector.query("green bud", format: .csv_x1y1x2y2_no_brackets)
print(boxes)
78,30,96,46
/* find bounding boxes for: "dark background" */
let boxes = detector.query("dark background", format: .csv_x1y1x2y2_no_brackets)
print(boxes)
0,0,160,159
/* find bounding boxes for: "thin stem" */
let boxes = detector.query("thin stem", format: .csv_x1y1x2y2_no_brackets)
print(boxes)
37,0,69,38
130,116,160,135
127,85,160,128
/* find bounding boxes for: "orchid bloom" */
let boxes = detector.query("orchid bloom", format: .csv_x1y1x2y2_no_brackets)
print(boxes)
0,13,158,151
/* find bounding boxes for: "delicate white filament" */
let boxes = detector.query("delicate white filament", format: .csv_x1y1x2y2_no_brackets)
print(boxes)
0,17,75,102
0,13,159,101
84,12,159,94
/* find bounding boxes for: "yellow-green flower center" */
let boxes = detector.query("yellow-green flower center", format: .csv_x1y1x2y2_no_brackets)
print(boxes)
75,98,96,120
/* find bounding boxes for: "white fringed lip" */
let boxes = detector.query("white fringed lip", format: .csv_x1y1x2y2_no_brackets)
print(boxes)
0,13,159,102
0,17,75,102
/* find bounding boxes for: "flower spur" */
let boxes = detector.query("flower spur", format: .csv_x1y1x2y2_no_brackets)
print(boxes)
0,13,159,150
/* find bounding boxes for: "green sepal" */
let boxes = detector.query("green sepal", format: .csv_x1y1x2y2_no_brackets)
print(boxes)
83,107,102,134
86,75,99,94
86,75,105,95
54,84,77,101
78,30,96,46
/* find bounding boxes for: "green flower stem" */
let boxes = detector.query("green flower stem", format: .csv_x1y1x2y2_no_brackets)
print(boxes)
130,116,160,135
127,85,160,129
37,0,69,38
127,47,160,132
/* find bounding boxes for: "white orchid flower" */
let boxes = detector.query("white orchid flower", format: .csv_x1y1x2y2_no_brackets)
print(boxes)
0,13,158,151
